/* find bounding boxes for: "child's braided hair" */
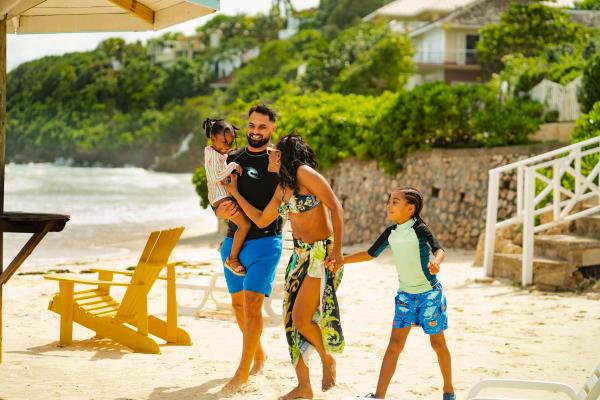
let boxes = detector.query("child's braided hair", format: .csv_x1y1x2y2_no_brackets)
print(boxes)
397,186,426,225
203,118,239,138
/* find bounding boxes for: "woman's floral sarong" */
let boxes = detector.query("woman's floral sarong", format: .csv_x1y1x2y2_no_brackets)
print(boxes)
283,236,344,366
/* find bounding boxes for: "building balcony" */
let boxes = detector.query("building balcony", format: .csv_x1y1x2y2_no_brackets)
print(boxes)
414,49,478,66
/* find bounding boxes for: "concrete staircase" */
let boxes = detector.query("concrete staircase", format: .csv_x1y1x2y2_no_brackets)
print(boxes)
493,208,600,291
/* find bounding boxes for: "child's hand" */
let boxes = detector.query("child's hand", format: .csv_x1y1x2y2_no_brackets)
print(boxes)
225,172,239,194
326,249,344,273
428,260,441,275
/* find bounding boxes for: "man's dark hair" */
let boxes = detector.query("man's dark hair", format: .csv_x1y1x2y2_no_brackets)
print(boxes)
248,103,277,122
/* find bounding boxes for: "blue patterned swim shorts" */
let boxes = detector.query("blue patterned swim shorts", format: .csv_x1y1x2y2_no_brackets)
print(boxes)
393,283,448,335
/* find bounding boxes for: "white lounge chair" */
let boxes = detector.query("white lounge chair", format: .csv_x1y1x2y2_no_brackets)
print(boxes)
467,362,600,400
262,222,294,320
178,222,293,320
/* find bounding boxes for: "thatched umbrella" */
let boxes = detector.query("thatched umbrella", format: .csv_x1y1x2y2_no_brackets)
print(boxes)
0,0,220,363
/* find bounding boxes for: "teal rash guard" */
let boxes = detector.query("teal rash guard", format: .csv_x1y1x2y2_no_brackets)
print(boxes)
367,219,443,294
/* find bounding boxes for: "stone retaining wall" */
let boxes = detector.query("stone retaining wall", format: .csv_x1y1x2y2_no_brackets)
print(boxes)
323,144,561,248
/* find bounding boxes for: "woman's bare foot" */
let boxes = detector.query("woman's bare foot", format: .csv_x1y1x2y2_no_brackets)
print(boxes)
221,371,248,394
322,355,336,391
250,351,267,375
278,385,314,400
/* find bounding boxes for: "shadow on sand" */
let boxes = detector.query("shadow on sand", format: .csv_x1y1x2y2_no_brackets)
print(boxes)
142,378,230,400
9,337,133,360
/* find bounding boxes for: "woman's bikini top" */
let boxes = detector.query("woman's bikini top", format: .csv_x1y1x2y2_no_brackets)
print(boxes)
277,191,321,219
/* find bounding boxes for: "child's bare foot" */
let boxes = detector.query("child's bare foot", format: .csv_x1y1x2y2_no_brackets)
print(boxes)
225,257,246,276
322,355,336,391
278,385,313,400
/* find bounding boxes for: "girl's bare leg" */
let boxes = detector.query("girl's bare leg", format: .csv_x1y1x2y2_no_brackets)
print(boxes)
374,326,411,399
227,211,251,273
430,331,454,394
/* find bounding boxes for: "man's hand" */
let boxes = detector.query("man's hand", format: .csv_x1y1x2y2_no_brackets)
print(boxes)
428,259,441,275
215,199,240,219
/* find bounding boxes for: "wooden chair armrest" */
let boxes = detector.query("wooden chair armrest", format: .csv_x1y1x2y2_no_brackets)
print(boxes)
44,274,138,287
90,267,168,280
90,267,133,276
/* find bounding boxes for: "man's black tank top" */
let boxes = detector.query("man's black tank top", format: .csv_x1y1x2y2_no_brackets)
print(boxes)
226,147,282,239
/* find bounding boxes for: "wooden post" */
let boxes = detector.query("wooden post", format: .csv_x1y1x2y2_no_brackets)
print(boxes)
0,15,7,364
483,170,499,277
522,167,536,286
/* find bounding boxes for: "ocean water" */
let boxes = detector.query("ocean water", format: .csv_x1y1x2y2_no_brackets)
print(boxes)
3,163,218,270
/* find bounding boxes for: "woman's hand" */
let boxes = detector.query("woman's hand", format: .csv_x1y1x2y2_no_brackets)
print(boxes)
225,172,239,195
326,249,344,273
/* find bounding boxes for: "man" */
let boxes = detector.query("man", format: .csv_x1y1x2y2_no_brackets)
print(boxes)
216,103,282,392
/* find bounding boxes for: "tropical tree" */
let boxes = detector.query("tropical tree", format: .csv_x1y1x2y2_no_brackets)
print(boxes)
579,53,600,113
577,0,600,10
159,58,210,105
477,2,589,75
302,21,413,95
317,0,389,31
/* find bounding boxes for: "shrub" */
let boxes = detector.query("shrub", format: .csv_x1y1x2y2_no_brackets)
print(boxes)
579,54,600,113
192,168,210,209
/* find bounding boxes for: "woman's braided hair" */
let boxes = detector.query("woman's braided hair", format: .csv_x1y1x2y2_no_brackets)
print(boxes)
276,133,318,190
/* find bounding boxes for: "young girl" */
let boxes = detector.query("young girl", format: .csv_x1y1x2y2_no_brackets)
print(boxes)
343,187,455,400
203,118,250,276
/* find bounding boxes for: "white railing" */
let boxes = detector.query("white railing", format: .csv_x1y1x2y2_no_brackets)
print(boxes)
483,136,600,285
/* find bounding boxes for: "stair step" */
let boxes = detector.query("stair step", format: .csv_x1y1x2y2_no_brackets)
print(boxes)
574,214,600,237
535,234,600,266
493,253,575,290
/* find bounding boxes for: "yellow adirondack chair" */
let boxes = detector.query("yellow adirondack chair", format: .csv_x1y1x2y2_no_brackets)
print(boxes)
44,227,190,354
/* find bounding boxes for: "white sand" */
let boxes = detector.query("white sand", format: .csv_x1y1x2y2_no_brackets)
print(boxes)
1,233,599,400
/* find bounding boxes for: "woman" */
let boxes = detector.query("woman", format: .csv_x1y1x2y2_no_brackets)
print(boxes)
226,133,344,400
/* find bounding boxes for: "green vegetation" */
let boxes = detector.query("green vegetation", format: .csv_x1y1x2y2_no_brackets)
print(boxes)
300,22,414,96
10,0,598,192
572,102,600,178
579,53,600,113
477,3,590,76
316,0,390,34
578,0,600,10
275,84,542,173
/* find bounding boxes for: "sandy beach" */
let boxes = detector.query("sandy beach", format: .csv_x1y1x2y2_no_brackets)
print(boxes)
1,229,599,400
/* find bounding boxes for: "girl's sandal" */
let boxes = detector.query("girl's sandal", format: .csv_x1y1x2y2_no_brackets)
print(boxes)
225,257,246,276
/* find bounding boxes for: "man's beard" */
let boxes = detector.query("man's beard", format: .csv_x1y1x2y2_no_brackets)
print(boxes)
247,135,270,148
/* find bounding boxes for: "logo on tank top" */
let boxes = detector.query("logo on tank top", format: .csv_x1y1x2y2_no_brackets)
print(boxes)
246,167,260,179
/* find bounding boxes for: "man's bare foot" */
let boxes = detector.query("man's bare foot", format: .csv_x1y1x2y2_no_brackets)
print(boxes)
278,385,313,400
250,351,267,375
221,372,248,394
322,355,336,391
